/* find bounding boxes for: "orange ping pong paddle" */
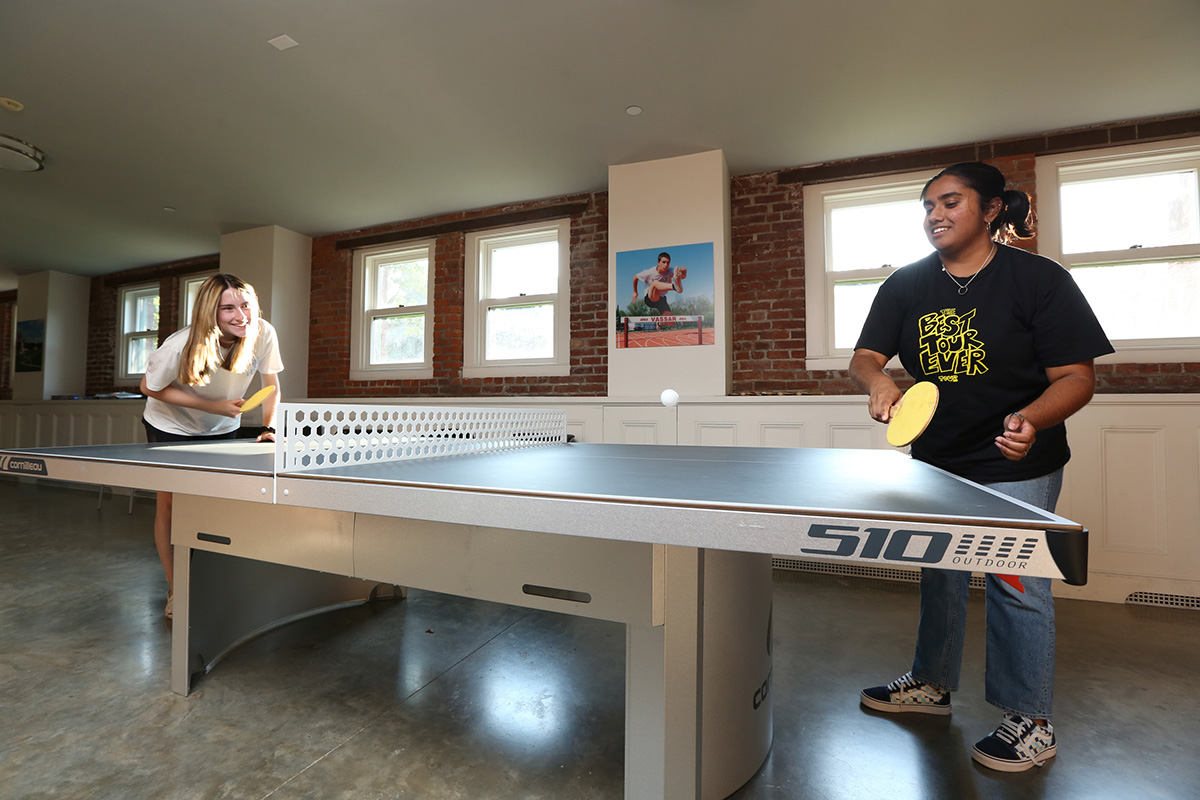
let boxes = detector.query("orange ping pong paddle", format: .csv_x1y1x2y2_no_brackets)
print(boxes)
886,381,939,447
239,384,275,414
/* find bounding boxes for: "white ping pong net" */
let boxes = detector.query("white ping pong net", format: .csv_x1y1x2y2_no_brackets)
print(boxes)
276,403,568,473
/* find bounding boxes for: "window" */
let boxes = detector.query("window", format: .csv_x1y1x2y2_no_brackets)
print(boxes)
804,171,932,369
179,271,216,328
463,219,570,378
350,241,434,380
117,283,160,381
1037,138,1200,361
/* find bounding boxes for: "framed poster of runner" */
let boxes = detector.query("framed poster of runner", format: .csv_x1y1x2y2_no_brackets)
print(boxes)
615,242,715,349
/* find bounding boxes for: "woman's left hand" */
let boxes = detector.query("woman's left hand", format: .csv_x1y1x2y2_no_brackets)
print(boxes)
995,412,1036,461
256,431,276,443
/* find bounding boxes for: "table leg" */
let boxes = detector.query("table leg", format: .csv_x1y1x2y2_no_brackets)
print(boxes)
168,496,391,695
625,547,773,800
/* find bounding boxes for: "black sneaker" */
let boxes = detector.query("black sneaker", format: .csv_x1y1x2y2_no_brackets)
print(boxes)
972,714,1056,772
860,671,951,715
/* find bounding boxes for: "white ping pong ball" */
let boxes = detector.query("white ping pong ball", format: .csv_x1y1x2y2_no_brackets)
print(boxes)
660,388,680,407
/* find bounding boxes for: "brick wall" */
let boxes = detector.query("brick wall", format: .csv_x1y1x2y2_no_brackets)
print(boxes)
308,193,610,398
84,256,216,395
725,114,1200,395
43,111,1200,398
728,173,821,392
1094,361,1200,392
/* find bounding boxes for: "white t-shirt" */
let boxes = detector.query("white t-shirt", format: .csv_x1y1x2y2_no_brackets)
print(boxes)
142,318,284,436
634,266,674,293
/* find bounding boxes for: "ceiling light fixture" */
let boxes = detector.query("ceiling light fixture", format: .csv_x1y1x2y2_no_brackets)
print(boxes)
0,133,45,172
268,34,299,51
625,105,643,116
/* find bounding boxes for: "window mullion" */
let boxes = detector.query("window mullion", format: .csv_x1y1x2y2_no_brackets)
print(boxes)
1064,243,1200,267
486,292,556,307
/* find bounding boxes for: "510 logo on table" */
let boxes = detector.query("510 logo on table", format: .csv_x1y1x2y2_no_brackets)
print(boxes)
800,523,1038,572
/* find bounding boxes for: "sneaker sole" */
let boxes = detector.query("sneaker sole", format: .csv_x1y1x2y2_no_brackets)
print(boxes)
971,744,1057,772
860,691,951,715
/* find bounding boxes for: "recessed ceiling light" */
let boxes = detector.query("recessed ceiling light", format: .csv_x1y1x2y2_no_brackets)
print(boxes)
625,105,643,117
0,133,45,171
268,34,299,51
162,206,177,213
0,97,24,112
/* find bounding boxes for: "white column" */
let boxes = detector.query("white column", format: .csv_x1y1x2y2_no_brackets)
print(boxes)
607,150,732,399
220,225,312,398
13,270,90,400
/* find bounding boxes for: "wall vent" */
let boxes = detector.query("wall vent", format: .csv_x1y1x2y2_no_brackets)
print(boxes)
1126,591,1200,610
772,557,986,590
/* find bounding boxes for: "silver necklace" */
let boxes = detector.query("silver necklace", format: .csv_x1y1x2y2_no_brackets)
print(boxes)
941,244,996,295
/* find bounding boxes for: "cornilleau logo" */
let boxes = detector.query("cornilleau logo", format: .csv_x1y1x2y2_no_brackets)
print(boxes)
753,603,774,710
1,455,48,476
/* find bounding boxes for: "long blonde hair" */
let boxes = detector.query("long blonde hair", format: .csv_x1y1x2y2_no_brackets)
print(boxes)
178,274,262,386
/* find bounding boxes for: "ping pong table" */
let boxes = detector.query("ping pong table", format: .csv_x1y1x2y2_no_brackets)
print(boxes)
0,402,1088,800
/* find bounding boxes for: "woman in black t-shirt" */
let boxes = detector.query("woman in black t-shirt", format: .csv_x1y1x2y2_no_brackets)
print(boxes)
850,162,1112,773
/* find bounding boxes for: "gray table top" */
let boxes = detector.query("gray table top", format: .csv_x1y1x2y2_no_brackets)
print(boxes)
3,439,276,474
4,440,1074,530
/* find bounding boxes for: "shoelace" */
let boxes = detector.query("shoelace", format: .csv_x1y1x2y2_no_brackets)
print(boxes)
887,673,917,692
888,672,934,695
994,715,1053,766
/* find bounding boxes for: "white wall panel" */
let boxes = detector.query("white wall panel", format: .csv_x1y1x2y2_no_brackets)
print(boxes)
1054,396,1200,602
604,405,676,445
1099,427,1167,554
758,423,805,449
694,422,737,447
828,424,876,450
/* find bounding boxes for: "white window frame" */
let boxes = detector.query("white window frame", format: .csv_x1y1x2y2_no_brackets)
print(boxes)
350,240,435,380
803,170,930,370
116,282,159,383
178,270,217,328
1036,137,1200,363
463,219,571,378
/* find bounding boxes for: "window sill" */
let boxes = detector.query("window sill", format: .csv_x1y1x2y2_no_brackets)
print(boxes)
462,363,571,380
349,367,434,382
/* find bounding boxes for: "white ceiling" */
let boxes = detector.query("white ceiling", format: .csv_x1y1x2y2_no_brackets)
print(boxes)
2,0,1199,292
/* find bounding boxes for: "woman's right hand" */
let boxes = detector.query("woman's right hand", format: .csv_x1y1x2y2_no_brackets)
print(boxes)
849,349,902,423
868,383,903,423
211,398,245,418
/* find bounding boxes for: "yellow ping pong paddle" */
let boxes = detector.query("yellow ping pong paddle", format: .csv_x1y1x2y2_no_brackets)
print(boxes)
886,381,939,447
239,384,275,414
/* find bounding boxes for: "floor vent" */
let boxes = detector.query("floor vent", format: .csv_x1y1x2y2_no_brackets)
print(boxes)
1126,591,1200,610
771,558,986,590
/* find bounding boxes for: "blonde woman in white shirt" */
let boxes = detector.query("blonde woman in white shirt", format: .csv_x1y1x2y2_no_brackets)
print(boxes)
140,274,283,618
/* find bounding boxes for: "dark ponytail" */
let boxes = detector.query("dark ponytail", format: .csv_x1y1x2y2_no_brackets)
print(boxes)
997,188,1035,241
923,162,1036,243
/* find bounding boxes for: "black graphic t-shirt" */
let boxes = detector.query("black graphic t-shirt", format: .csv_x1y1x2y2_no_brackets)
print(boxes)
856,244,1114,483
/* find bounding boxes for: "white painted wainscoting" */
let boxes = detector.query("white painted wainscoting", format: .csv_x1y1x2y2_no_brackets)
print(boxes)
2,394,1197,606
0,400,149,448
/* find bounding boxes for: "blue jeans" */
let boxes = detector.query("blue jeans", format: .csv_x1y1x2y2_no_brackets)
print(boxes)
911,468,1063,720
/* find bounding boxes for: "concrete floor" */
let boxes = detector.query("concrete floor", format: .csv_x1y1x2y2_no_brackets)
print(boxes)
2,478,1198,800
